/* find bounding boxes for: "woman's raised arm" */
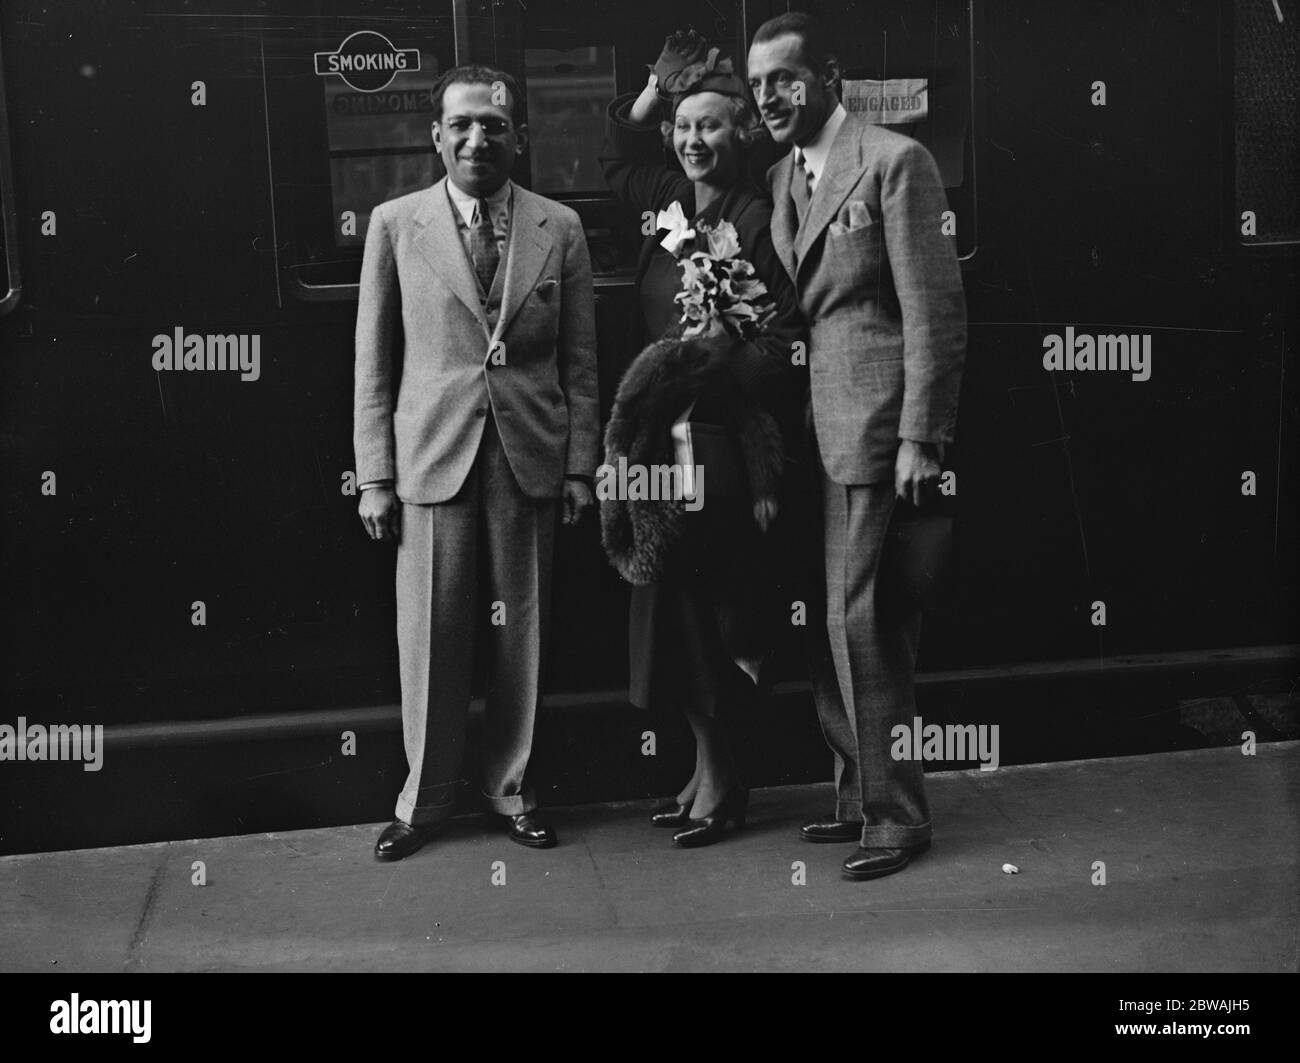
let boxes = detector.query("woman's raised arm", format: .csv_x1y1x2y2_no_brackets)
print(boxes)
600,74,690,215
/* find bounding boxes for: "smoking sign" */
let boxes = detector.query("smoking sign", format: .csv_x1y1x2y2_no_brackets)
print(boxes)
314,31,421,93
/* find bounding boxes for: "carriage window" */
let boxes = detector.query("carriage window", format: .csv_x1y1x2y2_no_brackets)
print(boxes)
261,14,457,295
475,0,746,278
525,46,617,195
324,48,446,249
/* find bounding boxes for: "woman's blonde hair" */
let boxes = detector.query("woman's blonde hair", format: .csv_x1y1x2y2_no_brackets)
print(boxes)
661,93,763,151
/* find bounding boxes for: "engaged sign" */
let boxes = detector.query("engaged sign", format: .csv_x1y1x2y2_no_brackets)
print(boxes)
840,78,929,124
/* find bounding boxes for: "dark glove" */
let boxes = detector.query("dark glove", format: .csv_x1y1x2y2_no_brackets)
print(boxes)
650,29,711,101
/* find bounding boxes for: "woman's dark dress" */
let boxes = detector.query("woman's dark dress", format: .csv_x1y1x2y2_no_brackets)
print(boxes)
601,95,808,717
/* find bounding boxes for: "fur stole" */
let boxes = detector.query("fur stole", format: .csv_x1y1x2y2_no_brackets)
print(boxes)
600,333,785,585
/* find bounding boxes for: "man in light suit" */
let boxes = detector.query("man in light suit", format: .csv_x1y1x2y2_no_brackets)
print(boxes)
354,66,599,860
749,14,966,880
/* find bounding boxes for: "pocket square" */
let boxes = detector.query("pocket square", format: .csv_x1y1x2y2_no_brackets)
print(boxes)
829,220,850,237
535,278,559,297
847,201,874,229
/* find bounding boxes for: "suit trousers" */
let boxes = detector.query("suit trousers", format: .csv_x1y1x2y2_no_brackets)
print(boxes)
393,411,556,827
808,460,932,848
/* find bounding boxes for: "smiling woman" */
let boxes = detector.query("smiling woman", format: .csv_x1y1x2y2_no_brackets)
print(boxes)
597,29,810,849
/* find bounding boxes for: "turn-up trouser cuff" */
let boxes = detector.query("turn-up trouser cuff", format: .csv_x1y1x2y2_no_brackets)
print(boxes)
859,821,932,849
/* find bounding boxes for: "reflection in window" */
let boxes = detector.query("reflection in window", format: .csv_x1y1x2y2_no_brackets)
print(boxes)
323,50,445,247
525,46,616,195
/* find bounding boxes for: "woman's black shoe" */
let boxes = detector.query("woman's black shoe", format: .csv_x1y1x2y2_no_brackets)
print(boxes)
672,787,749,848
650,801,692,827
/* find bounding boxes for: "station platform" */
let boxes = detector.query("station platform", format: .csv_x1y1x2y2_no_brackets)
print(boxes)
2,742,1296,972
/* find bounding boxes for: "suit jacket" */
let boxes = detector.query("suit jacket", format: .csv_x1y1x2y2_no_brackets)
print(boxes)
768,115,966,485
354,178,600,503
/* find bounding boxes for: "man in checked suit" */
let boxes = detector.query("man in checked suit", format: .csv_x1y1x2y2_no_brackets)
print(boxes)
749,14,966,880
354,66,599,860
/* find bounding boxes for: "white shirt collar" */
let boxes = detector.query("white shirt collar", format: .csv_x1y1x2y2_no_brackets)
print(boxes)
797,102,848,189
445,178,512,227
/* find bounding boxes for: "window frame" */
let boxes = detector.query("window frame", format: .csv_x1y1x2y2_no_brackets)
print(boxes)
0,26,22,316
261,8,459,303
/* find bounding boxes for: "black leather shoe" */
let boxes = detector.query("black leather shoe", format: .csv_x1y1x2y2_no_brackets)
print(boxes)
374,820,438,861
842,840,931,880
649,801,692,827
672,787,749,848
800,815,862,843
503,811,557,849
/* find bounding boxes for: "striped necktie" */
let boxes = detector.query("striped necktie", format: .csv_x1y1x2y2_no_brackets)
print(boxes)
470,197,500,294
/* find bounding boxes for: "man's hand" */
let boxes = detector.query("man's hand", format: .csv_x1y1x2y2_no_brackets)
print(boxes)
562,480,594,526
753,495,779,532
895,440,943,508
359,486,401,542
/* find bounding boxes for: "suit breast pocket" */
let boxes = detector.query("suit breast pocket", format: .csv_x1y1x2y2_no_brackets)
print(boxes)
517,282,561,341
829,199,879,236
844,200,877,231
824,218,883,285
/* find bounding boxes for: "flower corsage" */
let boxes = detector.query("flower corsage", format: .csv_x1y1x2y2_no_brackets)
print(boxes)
655,202,777,340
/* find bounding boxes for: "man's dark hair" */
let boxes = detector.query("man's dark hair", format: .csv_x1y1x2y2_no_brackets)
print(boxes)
751,12,835,71
430,65,526,127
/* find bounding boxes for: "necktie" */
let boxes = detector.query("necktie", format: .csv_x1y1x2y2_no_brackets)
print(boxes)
791,149,813,224
470,197,500,295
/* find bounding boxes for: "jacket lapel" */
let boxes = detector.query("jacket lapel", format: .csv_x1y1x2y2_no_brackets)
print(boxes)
414,178,490,336
770,153,798,282
794,115,863,272
491,183,553,345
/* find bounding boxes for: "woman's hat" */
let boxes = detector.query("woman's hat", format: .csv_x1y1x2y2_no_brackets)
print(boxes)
651,30,749,106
